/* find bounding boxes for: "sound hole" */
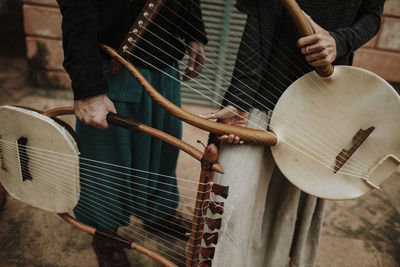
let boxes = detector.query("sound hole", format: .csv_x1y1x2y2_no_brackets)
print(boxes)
17,136,33,182
0,135,6,171
334,126,375,173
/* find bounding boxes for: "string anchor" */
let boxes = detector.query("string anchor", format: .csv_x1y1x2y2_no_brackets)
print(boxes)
197,140,206,148
361,177,380,190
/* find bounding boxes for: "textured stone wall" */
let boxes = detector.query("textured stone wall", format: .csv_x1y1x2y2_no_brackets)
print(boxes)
21,0,400,89
22,0,69,88
353,0,400,83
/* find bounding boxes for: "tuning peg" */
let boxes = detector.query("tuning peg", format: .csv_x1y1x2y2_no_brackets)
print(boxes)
208,201,224,215
200,247,215,259
205,218,221,231
199,260,212,267
212,184,229,199
203,232,218,246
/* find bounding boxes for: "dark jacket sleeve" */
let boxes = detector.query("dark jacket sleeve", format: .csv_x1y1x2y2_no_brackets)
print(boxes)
330,0,384,59
180,0,208,45
223,14,266,112
223,0,281,112
57,0,109,100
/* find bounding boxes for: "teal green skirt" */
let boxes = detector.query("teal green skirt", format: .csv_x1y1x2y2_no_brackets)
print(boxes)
74,62,182,231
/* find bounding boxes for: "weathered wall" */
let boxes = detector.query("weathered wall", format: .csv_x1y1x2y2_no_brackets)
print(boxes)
353,0,400,84
20,0,400,89
22,0,70,88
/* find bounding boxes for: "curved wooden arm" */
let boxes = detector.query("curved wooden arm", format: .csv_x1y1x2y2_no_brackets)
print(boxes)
42,107,224,174
100,44,277,146
41,107,75,117
106,112,224,174
280,0,334,77
58,213,177,267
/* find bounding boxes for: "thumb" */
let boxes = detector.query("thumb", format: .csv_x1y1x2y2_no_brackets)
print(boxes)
303,11,319,33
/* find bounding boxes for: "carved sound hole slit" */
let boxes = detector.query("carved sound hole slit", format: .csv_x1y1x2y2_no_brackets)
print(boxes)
334,126,375,173
0,135,6,171
17,136,33,182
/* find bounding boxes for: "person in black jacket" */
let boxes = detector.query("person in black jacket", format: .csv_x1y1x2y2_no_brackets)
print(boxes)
202,0,384,266
56,0,207,266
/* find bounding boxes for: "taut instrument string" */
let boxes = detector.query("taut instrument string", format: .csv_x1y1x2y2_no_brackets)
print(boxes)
179,0,379,169
0,137,211,230
112,43,371,177
1,0,398,266
165,0,379,169
0,105,228,266
1,138,223,266
100,0,400,198
118,0,375,174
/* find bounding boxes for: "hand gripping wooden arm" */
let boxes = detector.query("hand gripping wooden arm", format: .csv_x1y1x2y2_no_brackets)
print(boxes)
280,0,334,77
100,44,277,146
40,106,227,267
41,107,224,174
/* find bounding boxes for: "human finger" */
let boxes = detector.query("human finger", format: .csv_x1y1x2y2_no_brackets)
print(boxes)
183,50,197,81
305,50,327,62
297,34,319,48
217,135,228,141
193,50,206,75
233,136,241,144
200,106,239,120
227,134,235,143
199,111,218,120
309,58,333,67
300,42,324,55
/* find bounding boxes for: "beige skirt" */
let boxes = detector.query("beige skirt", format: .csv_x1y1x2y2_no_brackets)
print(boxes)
208,109,326,267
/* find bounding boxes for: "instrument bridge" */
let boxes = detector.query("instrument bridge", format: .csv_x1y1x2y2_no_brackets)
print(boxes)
16,136,33,182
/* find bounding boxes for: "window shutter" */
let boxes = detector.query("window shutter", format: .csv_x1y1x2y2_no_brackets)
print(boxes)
180,0,246,107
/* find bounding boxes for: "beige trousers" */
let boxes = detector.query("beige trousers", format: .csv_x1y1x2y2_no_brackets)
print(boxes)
209,109,326,267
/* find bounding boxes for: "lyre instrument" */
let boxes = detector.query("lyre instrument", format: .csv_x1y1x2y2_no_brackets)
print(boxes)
0,105,227,266
101,0,400,200
0,0,396,266
1,1,227,266
271,0,400,199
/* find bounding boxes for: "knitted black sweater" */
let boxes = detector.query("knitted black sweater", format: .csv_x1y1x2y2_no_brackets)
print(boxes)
224,0,384,111
57,0,207,100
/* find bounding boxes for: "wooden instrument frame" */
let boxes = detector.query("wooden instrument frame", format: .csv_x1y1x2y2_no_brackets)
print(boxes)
101,44,277,146
40,106,225,266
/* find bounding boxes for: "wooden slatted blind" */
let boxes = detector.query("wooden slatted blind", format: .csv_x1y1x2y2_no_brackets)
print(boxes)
180,0,246,107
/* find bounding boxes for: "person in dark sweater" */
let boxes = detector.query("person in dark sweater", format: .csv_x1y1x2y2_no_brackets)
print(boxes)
56,0,207,266
202,0,384,266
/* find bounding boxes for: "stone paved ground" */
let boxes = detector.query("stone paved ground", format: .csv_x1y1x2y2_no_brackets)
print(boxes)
0,58,399,267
